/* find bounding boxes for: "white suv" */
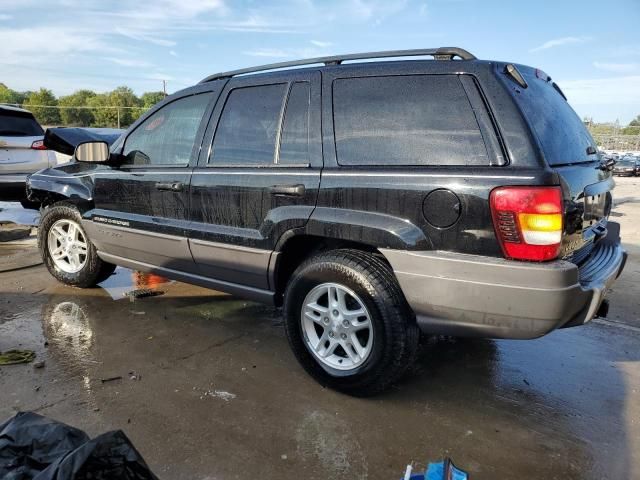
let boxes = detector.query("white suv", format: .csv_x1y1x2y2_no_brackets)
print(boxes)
0,105,58,206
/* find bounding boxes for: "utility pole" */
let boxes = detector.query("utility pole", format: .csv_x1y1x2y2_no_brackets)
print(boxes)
162,80,167,97
117,107,120,129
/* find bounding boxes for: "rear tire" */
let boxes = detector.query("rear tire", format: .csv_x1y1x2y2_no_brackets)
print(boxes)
283,249,419,396
38,203,116,287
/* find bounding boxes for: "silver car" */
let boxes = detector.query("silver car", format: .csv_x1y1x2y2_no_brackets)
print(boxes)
0,105,58,206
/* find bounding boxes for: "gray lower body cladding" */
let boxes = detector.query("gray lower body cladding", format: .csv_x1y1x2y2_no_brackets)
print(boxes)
381,223,626,339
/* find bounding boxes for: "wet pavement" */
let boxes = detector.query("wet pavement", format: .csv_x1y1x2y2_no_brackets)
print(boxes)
1,178,640,479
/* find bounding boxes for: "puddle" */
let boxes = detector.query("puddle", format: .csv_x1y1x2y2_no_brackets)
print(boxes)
41,299,96,369
98,267,171,300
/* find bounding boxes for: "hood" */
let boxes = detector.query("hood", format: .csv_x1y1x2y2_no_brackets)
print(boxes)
44,127,124,156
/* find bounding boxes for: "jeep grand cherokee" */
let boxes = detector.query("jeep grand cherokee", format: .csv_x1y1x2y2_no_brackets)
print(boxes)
26,48,626,395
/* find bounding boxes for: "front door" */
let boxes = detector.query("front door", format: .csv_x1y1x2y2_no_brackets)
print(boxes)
188,71,322,290
86,87,218,271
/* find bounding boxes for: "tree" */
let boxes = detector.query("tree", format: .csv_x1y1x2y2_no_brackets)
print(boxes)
87,93,114,127
23,88,60,125
140,91,165,109
630,115,640,127
88,87,142,128
622,126,640,136
0,84,23,105
59,89,97,126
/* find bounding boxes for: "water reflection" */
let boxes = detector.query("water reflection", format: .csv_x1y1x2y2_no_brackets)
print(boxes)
97,267,170,300
42,299,95,370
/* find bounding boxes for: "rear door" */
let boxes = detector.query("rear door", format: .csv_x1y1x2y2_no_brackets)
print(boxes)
88,87,218,271
508,66,614,261
188,70,322,289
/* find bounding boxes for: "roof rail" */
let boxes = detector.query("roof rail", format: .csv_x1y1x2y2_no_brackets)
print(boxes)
199,47,476,83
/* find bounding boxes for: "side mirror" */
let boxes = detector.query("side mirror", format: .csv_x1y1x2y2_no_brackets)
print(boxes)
74,141,110,163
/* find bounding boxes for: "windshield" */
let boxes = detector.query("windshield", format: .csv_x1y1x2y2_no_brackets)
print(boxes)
507,66,598,166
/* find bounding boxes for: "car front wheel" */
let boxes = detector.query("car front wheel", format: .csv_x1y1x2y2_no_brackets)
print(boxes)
283,249,419,396
38,203,116,287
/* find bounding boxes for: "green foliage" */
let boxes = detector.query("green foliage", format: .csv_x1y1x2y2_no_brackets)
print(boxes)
630,115,640,127
84,87,147,128
140,91,166,109
622,126,640,136
0,84,27,105
23,88,60,125
59,90,97,126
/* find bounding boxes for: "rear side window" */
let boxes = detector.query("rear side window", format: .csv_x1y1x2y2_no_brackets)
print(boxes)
123,93,212,166
0,111,44,137
211,84,287,166
512,68,597,166
332,75,488,166
278,82,310,165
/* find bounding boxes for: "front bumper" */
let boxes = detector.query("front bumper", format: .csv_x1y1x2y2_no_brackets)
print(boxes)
381,222,626,339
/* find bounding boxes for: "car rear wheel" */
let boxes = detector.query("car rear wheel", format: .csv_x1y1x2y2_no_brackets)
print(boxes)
283,249,419,396
38,203,116,287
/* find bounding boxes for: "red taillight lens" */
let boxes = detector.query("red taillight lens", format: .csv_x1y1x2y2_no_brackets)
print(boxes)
490,186,563,261
31,140,47,150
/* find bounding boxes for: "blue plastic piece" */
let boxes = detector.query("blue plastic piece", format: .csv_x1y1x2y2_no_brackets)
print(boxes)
426,460,469,480
401,459,469,480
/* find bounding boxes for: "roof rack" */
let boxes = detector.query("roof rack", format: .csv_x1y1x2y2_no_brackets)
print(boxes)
199,47,476,83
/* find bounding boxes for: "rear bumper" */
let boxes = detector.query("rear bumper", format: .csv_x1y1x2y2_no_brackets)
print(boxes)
381,222,626,339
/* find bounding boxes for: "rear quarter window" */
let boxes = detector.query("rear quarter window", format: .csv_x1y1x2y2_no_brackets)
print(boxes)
0,111,44,137
332,75,489,167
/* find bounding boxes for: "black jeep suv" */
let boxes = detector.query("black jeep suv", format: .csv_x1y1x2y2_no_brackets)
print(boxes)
27,48,626,395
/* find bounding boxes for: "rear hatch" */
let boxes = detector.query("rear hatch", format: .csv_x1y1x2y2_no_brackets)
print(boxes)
507,65,613,262
0,107,50,174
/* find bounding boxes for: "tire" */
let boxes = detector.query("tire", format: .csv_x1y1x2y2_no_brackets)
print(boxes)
283,248,420,396
38,202,116,287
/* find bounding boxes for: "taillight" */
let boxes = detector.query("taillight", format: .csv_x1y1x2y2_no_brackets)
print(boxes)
490,186,563,261
31,140,47,150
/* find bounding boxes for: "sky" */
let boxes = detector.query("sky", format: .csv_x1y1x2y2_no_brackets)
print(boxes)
0,0,639,124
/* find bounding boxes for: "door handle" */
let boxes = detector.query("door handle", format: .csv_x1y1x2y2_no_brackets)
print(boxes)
269,184,306,197
155,181,184,192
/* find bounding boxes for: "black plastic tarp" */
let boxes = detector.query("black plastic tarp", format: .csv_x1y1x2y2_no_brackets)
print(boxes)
43,128,123,156
0,412,158,480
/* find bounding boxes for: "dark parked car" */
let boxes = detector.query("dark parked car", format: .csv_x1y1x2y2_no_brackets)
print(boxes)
26,48,626,395
613,157,639,176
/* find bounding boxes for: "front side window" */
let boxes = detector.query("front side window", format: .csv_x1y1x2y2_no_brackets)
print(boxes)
123,93,212,166
210,84,287,166
333,75,488,166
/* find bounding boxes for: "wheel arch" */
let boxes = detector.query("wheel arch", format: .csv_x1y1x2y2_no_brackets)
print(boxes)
270,230,397,306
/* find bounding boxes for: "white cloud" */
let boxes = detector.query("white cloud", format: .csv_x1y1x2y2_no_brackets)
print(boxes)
114,28,176,47
311,40,333,48
530,36,591,53
104,57,154,68
0,14,13,20
593,62,640,74
0,26,113,64
170,50,178,57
